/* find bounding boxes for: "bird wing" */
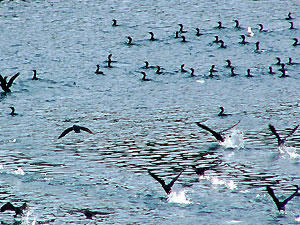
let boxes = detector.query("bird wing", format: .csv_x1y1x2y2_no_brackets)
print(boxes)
7,72,20,88
282,185,299,206
266,186,281,210
167,169,184,189
148,170,166,188
58,127,74,139
1,202,15,212
268,124,282,146
195,122,224,142
221,120,241,133
284,124,299,140
78,126,94,134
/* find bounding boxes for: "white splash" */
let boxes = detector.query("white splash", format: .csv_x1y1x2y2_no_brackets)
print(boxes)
206,175,237,190
279,146,299,160
247,27,254,37
168,190,192,204
13,167,25,175
221,129,244,149
196,79,205,83
22,208,36,225
211,177,226,185
225,180,237,190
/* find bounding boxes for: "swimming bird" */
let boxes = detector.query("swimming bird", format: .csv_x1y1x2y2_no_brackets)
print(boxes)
218,106,231,117
287,57,298,65
181,35,186,42
258,24,267,32
254,41,264,53
0,72,20,93
219,40,226,48
210,65,218,73
95,65,104,74
127,36,133,45
289,22,295,30
82,209,110,219
225,59,233,68
1,202,28,217
156,66,163,75
278,63,286,73
196,28,203,36
268,123,299,147
107,54,113,68
58,125,94,139
217,21,225,29
195,121,240,142
212,35,221,44
191,165,215,176
266,185,299,211
112,19,118,26
247,27,254,37
178,24,187,33
230,67,238,76
233,20,241,29
175,31,180,38
285,12,293,20
32,70,38,80
268,66,276,75
246,69,254,78
190,68,195,77
279,69,289,78
292,38,299,46
208,69,215,78
275,57,282,65
180,64,188,73
147,169,184,194
9,106,18,116
239,35,248,45
149,32,156,41
141,72,151,81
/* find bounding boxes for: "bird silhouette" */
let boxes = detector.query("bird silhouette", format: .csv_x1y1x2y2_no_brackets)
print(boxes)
0,72,20,93
58,125,94,139
195,121,240,142
148,169,184,194
268,124,299,146
266,185,299,211
1,202,28,217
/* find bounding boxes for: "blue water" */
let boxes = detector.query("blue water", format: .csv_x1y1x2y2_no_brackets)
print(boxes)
0,0,299,224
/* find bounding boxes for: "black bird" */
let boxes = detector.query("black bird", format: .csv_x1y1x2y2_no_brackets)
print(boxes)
149,32,155,41
1,202,28,217
141,72,151,81
195,121,240,142
268,124,299,147
219,40,226,48
210,65,217,73
191,165,214,176
147,169,184,194
275,57,281,65
278,63,286,73
175,31,180,38
287,57,298,65
268,66,276,75
112,19,118,26
233,20,241,29
95,65,104,74
181,35,186,42
180,64,188,73
285,12,293,20
230,67,238,77
289,22,295,30
107,54,113,68
32,70,38,80
239,35,248,45
266,185,299,211
258,24,267,32
254,41,264,53
0,72,20,93
58,125,94,139
217,21,225,29
9,106,18,116
225,59,233,68
127,36,133,45
208,69,215,78
156,66,163,75
82,209,110,219
143,61,150,69
213,35,221,43
196,28,203,36
218,106,231,117
292,38,299,46
279,69,289,78
190,68,195,77
246,69,254,78
178,24,187,33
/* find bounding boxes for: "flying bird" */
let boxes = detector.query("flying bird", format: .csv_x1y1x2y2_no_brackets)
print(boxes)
266,185,299,211
58,125,94,139
0,72,20,93
195,121,240,142
1,202,28,217
148,169,184,194
268,124,299,146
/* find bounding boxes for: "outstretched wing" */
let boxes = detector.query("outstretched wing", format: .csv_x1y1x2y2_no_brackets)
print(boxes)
148,169,166,188
221,120,241,133
268,124,282,146
58,127,74,139
285,124,299,140
1,202,15,212
282,185,299,206
195,122,224,142
167,169,184,188
266,186,281,210
78,126,94,134
7,72,20,88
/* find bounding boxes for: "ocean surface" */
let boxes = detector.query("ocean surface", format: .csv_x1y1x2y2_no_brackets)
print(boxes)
0,0,300,224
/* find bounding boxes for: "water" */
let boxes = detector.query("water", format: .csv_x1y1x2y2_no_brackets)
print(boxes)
0,0,299,224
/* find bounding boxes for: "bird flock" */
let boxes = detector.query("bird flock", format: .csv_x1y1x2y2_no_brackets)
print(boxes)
1,9,299,222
